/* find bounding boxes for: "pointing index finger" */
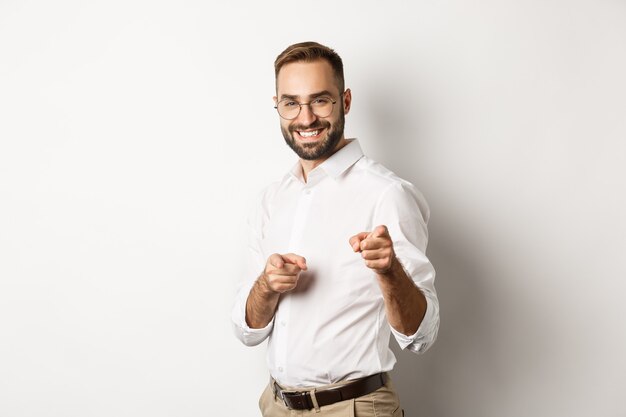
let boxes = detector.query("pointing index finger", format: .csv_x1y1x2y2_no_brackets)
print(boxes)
281,253,308,271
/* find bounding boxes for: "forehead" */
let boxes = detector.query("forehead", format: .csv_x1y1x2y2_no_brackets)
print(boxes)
276,60,340,98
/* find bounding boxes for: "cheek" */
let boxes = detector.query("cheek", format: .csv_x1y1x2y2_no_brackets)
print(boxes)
280,121,292,134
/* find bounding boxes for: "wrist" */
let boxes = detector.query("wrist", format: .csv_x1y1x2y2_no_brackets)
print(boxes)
376,257,410,288
377,256,401,278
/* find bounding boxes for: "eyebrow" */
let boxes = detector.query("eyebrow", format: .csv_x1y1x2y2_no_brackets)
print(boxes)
279,90,335,100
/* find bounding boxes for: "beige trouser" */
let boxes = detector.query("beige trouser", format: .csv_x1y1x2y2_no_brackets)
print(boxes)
258,374,404,417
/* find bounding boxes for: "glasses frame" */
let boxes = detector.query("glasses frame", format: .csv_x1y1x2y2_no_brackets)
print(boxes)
274,93,343,120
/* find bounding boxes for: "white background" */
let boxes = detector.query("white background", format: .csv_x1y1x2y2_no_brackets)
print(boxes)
1,1,625,416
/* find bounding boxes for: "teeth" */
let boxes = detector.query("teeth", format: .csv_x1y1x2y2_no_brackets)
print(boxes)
299,130,319,138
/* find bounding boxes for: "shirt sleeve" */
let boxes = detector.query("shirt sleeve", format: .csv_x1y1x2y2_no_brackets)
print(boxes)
372,181,440,354
231,188,275,346
231,282,275,346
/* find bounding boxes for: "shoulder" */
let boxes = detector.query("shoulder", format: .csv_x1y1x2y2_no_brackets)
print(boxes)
352,156,430,222
253,168,300,212
353,157,424,195
253,178,284,211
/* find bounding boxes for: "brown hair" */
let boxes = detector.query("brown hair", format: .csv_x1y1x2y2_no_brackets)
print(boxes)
274,41,345,93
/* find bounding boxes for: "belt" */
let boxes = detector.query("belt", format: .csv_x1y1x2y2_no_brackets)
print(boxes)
272,373,387,410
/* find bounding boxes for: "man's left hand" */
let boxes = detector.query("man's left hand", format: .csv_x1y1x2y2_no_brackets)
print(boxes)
349,225,396,275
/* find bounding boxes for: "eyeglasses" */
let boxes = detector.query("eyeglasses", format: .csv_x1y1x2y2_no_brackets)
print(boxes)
274,96,338,120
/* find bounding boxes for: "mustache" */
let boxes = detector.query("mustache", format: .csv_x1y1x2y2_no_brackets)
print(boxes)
288,120,330,132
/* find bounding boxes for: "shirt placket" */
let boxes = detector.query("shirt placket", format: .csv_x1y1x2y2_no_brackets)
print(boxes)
275,183,315,379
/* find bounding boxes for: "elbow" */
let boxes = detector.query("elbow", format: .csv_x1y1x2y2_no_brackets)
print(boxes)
231,322,270,347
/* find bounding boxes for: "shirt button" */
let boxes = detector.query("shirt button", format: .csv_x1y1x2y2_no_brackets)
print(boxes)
278,367,284,372
280,321,286,326
304,189,311,195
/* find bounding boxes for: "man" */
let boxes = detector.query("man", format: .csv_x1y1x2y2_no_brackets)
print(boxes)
232,41,439,417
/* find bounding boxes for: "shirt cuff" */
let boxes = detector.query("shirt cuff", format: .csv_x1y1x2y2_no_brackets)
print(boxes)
234,316,275,347
231,280,276,346
389,293,438,353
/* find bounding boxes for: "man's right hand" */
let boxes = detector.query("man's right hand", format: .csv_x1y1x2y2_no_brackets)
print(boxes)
246,253,307,328
261,253,308,294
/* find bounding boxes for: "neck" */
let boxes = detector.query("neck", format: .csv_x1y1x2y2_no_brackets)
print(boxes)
300,137,349,182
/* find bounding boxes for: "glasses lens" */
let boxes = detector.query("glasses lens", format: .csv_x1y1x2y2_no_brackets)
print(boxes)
277,100,300,120
310,97,333,118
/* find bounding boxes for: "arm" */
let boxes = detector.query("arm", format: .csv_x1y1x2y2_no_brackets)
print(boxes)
349,181,439,352
350,226,427,335
231,187,281,346
245,253,307,329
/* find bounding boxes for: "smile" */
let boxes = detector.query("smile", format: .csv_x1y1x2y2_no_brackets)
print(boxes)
296,129,324,140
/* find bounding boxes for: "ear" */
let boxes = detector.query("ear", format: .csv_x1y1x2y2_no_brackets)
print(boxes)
342,88,352,115
273,96,278,106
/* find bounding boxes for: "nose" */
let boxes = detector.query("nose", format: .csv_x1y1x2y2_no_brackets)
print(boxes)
295,103,317,126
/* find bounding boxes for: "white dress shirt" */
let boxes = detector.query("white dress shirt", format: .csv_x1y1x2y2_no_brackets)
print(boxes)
231,139,439,388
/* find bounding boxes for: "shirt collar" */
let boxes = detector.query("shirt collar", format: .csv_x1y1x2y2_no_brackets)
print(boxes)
287,139,364,183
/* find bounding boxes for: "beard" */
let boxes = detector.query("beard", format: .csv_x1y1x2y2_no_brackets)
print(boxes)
281,111,345,161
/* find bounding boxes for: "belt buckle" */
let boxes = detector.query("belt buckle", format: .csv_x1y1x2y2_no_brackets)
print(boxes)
275,387,293,407
281,390,313,410
277,389,291,407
